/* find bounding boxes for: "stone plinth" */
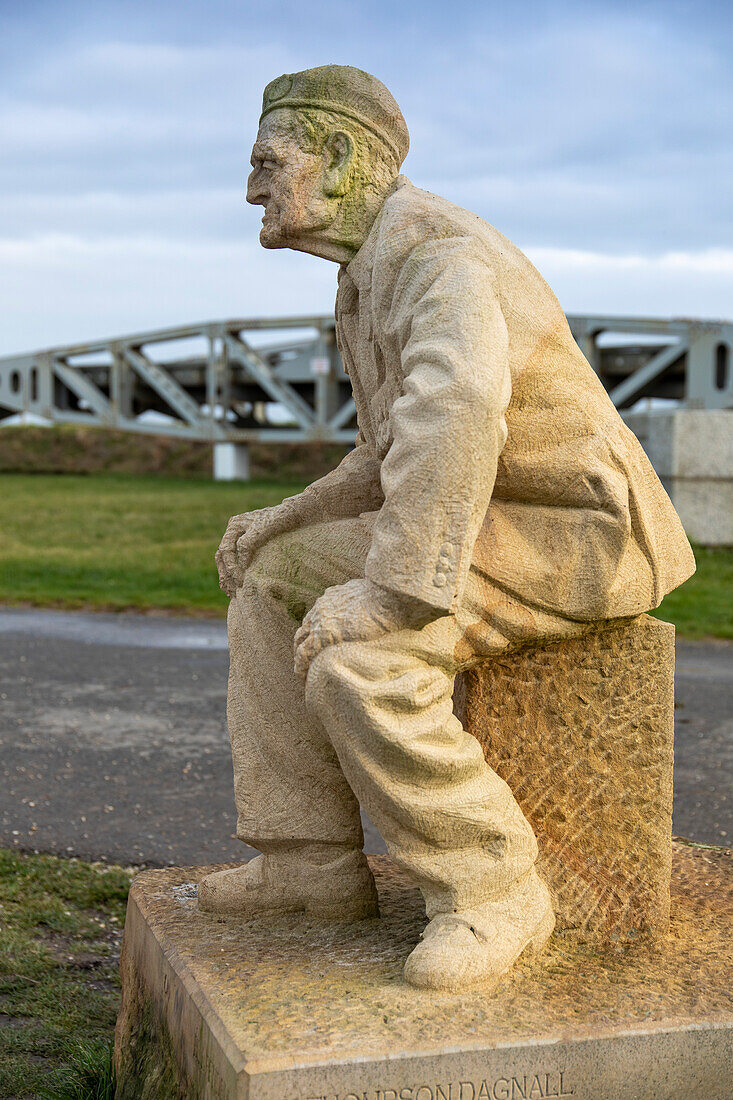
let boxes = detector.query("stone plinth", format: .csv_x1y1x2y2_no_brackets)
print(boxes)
114,844,733,1100
457,615,675,939
623,409,733,545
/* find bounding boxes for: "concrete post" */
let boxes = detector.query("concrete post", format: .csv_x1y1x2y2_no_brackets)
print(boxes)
213,443,250,481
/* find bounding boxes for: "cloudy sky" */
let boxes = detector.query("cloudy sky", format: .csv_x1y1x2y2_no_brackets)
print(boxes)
1,0,731,355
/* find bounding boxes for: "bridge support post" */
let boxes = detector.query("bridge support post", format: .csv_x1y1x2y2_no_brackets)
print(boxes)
213,443,250,481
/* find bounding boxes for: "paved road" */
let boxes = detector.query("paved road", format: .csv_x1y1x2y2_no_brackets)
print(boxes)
0,608,730,867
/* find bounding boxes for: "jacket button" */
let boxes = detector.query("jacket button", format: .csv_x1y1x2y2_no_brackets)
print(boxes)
437,556,452,572
439,542,454,557
433,573,447,587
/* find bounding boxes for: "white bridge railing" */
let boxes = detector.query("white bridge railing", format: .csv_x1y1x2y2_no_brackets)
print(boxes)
0,313,730,444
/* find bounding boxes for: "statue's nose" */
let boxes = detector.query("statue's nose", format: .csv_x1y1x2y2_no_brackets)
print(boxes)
246,171,267,205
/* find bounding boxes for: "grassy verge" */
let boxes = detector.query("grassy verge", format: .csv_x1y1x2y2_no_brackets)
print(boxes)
0,849,132,1099
0,473,307,616
652,544,733,640
0,473,730,637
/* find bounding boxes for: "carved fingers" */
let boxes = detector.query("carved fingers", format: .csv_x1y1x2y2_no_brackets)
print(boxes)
215,512,259,597
293,586,353,681
293,578,446,680
293,607,340,681
293,580,393,681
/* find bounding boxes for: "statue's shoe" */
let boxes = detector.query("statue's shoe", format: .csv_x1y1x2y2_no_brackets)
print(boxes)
404,868,555,991
198,849,379,920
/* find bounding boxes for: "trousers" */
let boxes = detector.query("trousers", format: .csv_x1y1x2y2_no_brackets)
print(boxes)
227,511,590,915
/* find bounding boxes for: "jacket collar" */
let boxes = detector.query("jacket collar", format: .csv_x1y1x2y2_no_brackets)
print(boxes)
342,174,410,292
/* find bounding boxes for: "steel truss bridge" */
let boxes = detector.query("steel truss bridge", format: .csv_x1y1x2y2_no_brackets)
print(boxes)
0,314,731,447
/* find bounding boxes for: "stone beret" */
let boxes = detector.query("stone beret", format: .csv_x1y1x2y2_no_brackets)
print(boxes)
260,65,409,166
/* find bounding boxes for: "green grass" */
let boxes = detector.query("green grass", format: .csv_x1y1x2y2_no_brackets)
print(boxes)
0,473,730,637
650,544,733,640
38,1042,116,1100
0,472,307,616
0,849,132,1099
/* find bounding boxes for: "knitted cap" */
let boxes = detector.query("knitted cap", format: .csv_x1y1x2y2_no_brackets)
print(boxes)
260,65,409,166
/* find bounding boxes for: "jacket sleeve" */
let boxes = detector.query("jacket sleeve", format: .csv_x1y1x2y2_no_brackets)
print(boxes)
301,430,384,520
270,430,384,532
365,237,511,611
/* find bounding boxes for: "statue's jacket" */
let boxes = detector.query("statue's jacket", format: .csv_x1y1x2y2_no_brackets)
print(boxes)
319,175,695,622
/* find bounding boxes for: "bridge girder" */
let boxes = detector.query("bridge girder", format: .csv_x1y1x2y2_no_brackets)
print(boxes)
0,313,730,439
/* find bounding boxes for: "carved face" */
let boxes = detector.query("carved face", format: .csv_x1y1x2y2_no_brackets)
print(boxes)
246,112,333,249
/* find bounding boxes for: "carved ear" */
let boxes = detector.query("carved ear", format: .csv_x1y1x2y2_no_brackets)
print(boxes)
322,130,355,197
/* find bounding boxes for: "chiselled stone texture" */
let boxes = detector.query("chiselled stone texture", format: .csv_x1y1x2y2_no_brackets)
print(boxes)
459,614,675,939
114,845,733,1100
206,63,696,993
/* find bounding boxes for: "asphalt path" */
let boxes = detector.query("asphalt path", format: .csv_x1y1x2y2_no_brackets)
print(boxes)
0,608,730,867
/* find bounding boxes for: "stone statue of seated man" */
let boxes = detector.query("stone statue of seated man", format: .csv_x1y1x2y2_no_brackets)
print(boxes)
199,65,694,992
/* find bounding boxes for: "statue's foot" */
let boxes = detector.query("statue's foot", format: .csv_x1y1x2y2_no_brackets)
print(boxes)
404,868,554,992
198,847,379,920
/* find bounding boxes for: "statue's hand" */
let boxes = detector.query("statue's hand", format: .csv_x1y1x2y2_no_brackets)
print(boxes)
293,578,441,681
215,509,277,597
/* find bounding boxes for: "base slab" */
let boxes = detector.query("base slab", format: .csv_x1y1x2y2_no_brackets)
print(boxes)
115,842,733,1100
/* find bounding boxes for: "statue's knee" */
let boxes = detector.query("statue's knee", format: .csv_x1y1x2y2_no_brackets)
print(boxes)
235,530,293,595
247,536,281,579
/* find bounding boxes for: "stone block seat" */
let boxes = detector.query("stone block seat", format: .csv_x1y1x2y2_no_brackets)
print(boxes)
455,614,675,940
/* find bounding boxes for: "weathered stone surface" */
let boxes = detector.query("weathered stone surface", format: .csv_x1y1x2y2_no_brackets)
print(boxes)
202,63,697,993
115,844,732,1099
458,614,675,939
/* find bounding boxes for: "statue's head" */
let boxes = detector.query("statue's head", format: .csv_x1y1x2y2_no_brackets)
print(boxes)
247,65,409,261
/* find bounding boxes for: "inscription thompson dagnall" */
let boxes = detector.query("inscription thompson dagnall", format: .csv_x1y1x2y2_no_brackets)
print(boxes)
305,1070,574,1100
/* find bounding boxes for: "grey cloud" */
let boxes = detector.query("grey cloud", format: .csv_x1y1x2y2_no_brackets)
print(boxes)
4,8,731,251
